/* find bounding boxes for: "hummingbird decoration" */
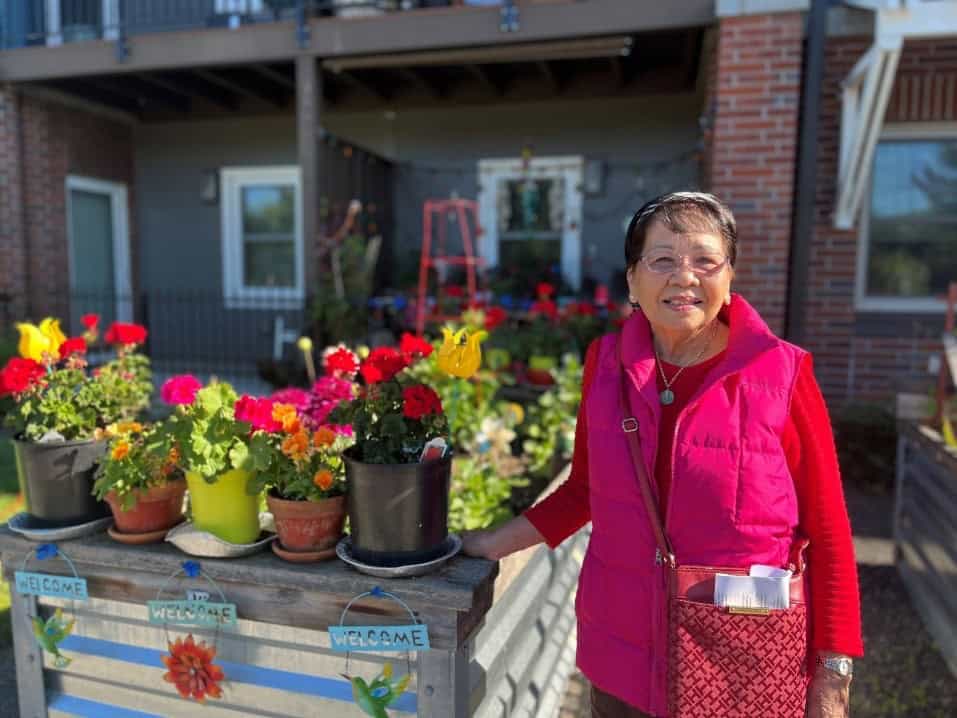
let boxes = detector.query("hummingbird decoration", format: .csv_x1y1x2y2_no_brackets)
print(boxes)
32,607,75,668
342,662,411,718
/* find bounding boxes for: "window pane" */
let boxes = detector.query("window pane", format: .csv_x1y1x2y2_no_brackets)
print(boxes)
242,185,294,235
867,140,957,298
502,179,564,233
244,240,295,288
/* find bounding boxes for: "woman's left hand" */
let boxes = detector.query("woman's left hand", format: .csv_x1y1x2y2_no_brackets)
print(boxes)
806,670,851,718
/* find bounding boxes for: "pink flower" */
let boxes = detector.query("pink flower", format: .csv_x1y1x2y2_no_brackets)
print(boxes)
301,377,356,429
322,423,354,437
160,375,202,406
270,387,310,410
234,395,281,432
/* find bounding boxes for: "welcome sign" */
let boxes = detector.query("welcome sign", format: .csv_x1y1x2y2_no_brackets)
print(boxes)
147,600,238,628
328,624,430,652
15,571,88,600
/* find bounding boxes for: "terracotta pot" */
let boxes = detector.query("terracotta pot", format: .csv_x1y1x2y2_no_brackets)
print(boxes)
266,493,346,553
106,479,187,534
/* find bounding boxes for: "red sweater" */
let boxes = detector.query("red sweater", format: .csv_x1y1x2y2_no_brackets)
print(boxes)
525,339,864,659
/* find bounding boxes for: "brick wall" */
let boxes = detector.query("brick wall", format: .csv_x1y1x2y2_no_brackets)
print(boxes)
706,12,804,336
806,37,957,405
0,86,27,324
14,94,135,324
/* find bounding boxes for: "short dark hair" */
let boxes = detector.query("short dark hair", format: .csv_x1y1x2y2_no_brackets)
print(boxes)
624,191,737,269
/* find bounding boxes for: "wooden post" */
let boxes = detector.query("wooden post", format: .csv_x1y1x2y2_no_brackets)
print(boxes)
933,281,957,427
10,590,46,718
417,644,472,717
297,55,321,290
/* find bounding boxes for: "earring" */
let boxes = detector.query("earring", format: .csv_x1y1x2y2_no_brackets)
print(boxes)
629,297,640,309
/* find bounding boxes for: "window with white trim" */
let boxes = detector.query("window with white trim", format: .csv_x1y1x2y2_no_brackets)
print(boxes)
221,166,303,308
858,125,957,311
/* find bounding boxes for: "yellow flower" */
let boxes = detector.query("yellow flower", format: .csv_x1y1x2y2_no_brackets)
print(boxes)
313,469,334,491
271,403,301,434
17,318,66,361
296,336,313,353
111,440,131,461
436,327,487,379
107,421,143,435
313,426,336,448
281,430,311,462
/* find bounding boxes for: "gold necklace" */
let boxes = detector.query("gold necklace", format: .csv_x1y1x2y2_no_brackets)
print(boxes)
654,323,718,406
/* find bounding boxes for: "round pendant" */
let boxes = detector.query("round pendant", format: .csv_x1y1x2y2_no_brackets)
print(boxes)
660,389,675,405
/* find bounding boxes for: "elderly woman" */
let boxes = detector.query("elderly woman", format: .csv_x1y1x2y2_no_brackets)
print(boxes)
463,192,862,718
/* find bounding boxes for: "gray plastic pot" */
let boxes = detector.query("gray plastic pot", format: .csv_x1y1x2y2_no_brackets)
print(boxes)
13,437,110,526
344,450,451,567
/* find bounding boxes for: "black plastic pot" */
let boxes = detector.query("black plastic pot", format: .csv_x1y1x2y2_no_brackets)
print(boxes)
13,438,110,526
344,451,451,567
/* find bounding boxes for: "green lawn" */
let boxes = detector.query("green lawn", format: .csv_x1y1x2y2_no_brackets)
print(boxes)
0,435,22,647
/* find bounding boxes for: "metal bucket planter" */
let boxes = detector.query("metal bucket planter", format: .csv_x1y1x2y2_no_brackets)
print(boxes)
13,437,110,526
344,451,451,566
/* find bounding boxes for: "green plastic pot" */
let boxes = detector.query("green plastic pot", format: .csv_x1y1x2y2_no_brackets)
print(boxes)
186,469,260,545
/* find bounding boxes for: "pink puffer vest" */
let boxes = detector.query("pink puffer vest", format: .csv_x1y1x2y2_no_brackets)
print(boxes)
576,294,806,716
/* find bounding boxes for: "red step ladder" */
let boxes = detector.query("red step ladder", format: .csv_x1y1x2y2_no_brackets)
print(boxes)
415,199,485,335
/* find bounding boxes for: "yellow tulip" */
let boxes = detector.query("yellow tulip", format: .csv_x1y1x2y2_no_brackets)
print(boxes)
17,322,50,361
437,327,487,379
39,318,66,354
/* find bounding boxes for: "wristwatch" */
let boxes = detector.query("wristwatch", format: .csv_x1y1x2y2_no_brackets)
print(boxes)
816,655,853,678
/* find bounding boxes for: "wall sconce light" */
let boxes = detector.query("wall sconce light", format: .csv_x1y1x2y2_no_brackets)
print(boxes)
201,169,219,205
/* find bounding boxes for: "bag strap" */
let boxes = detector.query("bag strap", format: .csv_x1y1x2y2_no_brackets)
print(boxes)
617,337,675,567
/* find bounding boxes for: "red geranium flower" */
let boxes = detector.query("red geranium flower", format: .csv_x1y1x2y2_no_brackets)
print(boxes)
234,395,281,432
529,299,558,320
359,347,409,384
81,314,99,330
564,301,597,317
58,337,87,359
161,633,224,703
484,306,508,330
536,282,555,299
444,285,465,298
399,332,433,360
160,375,202,406
324,347,359,378
402,384,443,420
105,322,148,346
0,357,45,396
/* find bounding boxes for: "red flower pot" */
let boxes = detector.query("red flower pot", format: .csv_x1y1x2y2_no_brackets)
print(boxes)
266,493,346,553
106,480,186,534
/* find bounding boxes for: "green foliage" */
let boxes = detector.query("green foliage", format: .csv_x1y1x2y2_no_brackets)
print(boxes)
834,402,897,495
94,350,153,423
92,424,180,509
518,354,583,481
313,235,378,345
245,426,352,502
153,383,252,483
448,455,525,532
5,367,103,441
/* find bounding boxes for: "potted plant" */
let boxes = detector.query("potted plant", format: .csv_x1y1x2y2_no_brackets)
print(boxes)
92,422,186,539
0,315,152,526
154,377,261,545
329,331,483,566
244,401,354,559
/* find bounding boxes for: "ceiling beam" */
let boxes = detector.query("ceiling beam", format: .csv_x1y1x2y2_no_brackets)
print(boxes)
194,68,290,108
88,76,191,114
251,63,296,91
40,80,141,116
398,68,442,99
141,72,240,111
335,70,391,101
464,64,504,96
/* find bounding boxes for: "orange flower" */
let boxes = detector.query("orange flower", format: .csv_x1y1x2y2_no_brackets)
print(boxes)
111,440,131,461
271,403,301,434
281,430,311,462
313,426,336,448
161,633,224,703
313,469,334,491
167,446,181,465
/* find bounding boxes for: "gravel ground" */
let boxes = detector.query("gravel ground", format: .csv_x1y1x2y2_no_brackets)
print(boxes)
560,482,957,718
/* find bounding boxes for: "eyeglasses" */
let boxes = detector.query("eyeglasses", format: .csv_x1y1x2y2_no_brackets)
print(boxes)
638,252,729,276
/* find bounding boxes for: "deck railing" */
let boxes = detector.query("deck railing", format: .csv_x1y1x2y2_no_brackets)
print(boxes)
1,1,514,50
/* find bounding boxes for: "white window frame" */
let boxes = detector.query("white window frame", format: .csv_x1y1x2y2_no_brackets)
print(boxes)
477,156,584,290
65,174,133,323
855,121,957,313
221,165,304,310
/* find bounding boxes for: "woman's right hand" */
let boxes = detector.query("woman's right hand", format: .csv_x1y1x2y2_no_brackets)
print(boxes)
461,515,547,561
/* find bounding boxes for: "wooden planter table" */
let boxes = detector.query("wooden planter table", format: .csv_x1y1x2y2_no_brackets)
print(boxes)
0,527,497,717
